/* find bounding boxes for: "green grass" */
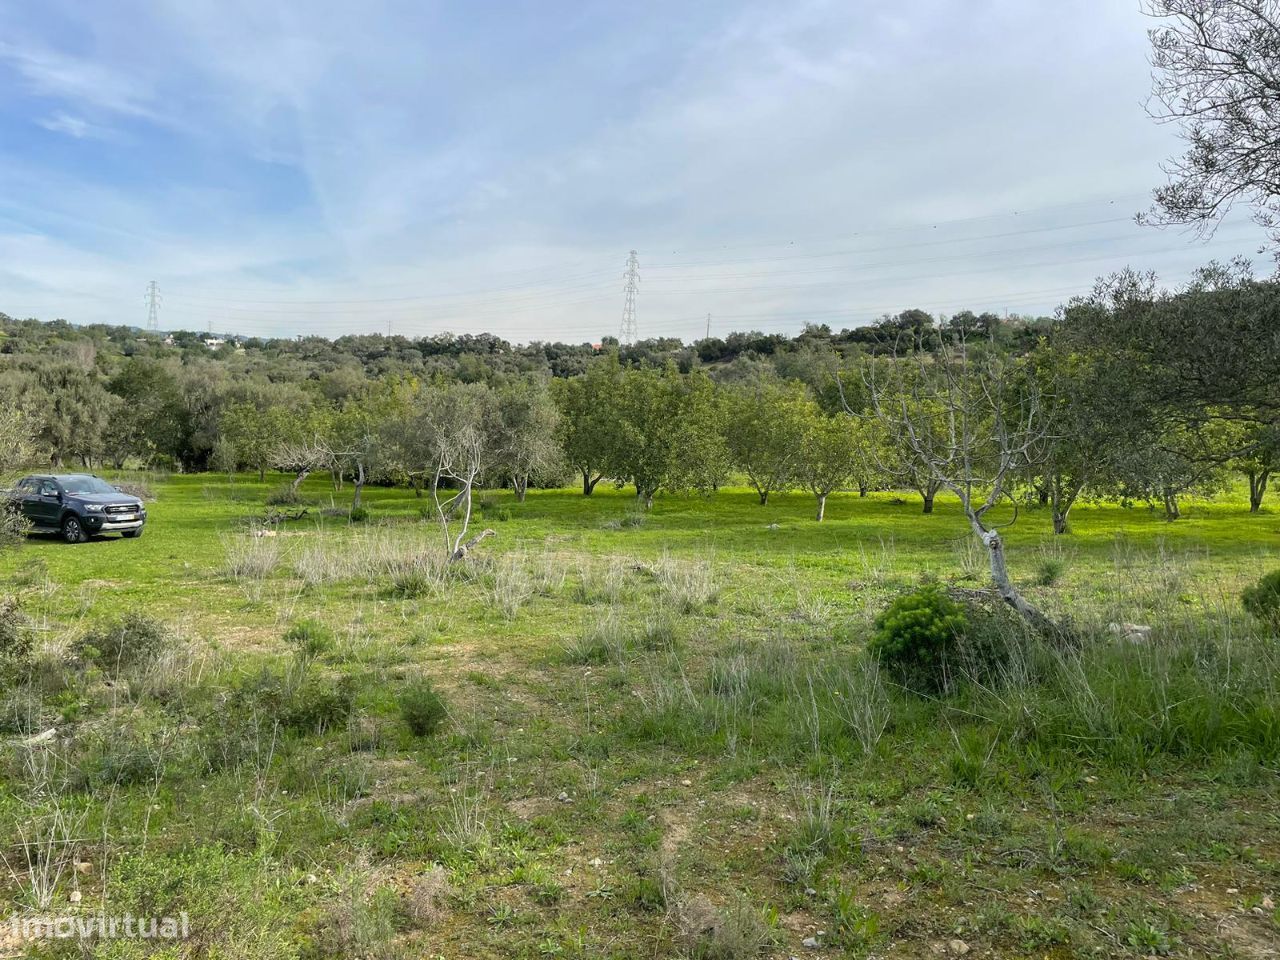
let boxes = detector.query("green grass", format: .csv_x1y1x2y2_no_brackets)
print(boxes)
1,473,1278,959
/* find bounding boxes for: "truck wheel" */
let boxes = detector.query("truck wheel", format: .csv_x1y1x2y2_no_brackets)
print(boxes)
122,529,141,539
62,516,87,544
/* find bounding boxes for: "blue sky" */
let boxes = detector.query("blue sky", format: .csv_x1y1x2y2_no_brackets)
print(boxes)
0,0,1269,342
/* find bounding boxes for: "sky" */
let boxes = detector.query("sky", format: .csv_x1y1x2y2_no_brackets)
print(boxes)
0,0,1270,343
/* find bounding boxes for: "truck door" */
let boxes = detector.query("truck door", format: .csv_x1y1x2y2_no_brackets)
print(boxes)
31,480,61,525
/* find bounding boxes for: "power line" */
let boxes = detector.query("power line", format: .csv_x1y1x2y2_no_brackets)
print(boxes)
620,250,639,345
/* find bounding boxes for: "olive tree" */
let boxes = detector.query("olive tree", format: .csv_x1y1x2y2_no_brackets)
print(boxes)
1142,0,1280,254
723,377,806,505
794,404,861,521
552,355,623,495
490,377,560,502
0,399,35,546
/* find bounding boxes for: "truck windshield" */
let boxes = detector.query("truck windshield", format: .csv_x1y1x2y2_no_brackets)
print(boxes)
60,477,119,496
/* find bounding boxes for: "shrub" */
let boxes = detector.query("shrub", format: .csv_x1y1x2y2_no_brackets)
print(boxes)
77,613,170,670
285,674,358,735
398,680,448,737
264,484,305,506
0,596,33,671
348,505,370,523
868,586,968,693
1242,569,1280,632
284,620,334,658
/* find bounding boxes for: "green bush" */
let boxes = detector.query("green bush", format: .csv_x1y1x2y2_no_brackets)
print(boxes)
285,675,358,735
868,586,969,693
77,612,170,669
348,505,370,523
284,619,334,658
1242,569,1280,632
399,679,448,737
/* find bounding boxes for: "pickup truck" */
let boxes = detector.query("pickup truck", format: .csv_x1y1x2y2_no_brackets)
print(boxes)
6,474,147,543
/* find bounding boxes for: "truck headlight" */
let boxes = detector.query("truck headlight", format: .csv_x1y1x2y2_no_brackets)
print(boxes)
84,503,104,513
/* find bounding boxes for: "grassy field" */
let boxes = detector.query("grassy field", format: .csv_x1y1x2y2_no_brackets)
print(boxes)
1,474,1279,959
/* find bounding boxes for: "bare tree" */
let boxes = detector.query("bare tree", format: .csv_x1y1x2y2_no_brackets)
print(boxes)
430,420,495,563
863,336,1060,634
271,436,335,496
1141,1,1280,252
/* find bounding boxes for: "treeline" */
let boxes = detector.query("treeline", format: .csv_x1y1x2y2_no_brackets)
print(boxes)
1,260,1276,526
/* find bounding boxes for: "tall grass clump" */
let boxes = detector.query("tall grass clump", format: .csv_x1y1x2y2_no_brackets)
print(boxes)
222,532,284,595
656,554,718,613
974,620,1280,765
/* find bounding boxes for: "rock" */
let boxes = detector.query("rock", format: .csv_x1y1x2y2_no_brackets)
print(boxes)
802,936,820,948
948,939,970,956
557,791,571,803
74,861,92,874
69,890,82,903
1227,887,1239,894
804,887,817,896
1262,894,1275,909
1107,622,1151,643
681,779,692,787
588,857,603,867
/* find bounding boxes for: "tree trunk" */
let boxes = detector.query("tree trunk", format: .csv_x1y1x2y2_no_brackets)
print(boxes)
972,522,1062,639
815,492,827,521
290,469,310,494
514,475,528,503
1249,469,1270,512
858,483,868,498
1162,488,1180,520
1037,484,1050,506
758,489,769,506
258,466,266,482
582,470,601,496
921,492,935,514
352,462,365,509
641,488,655,510
1051,510,1070,535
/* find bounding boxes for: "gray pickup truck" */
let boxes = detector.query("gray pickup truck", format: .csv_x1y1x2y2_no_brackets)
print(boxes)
7,474,147,543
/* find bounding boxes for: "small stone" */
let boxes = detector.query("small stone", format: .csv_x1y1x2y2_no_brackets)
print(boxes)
1227,887,1239,894
1261,895,1275,909
588,857,603,867
965,813,975,821
74,861,92,874
69,890,82,903
802,936,820,949
681,779,692,786
557,791,571,803
305,873,319,885
804,887,817,896
948,939,970,956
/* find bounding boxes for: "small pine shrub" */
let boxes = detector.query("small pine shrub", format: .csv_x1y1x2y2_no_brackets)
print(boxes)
284,620,334,658
77,613,170,669
1242,569,1280,632
348,505,370,523
398,680,448,737
868,586,968,693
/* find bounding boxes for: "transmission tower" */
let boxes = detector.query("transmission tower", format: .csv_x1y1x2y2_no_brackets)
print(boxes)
620,250,639,345
144,280,161,332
